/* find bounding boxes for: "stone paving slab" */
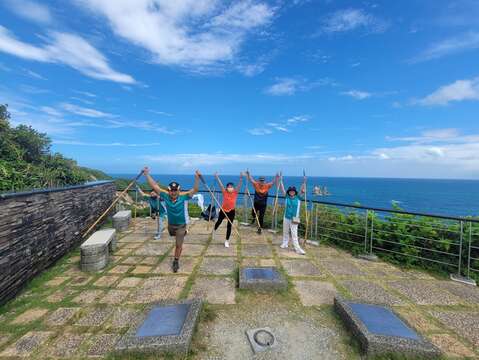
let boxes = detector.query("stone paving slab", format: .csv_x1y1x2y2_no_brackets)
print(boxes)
293,280,338,306
109,265,133,274
205,244,237,257
428,333,476,358
185,234,211,244
134,243,171,256
46,289,76,303
87,334,121,357
100,289,130,304
72,290,106,304
70,275,94,286
0,331,54,357
45,307,80,326
122,256,143,265
281,259,322,277
340,280,405,306
140,256,159,265
154,257,199,274
94,275,120,287
131,265,153,274
11,308,49,325
50,333,87,358
319,259,366,276
430,311,479,348
438,281,479,304
199,257,237,275
171,244,206,257
242,244,273,257
387,280,462,305
128,276,187,304
75,307,113,327
189,277,236,304
117,277,143,288
109,308,141,329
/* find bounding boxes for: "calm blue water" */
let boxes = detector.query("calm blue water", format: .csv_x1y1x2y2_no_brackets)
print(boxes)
112,174,479,217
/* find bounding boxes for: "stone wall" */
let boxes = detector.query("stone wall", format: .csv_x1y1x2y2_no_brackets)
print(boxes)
0,181,116,305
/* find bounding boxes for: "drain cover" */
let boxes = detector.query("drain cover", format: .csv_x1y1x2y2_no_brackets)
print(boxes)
246,327,277,354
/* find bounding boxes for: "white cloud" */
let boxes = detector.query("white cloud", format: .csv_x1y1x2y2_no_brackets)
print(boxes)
4,0,52,25
148,110,173,117
411,32,479,63
264,77,332,96
143,152,313,168
23,69,46,80
40,106,62,117
247,127,273,136
417,77,479,106
248,115,309,136
60,103,115,118
341,90,372,100
53,140,162,147
0,26,135,84
320,8,388,34
73,90,97,98
76,0,274,73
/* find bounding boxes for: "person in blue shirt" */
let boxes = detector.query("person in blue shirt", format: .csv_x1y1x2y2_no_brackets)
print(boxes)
143,167,201,272
137,187,167,240
279,176,306,255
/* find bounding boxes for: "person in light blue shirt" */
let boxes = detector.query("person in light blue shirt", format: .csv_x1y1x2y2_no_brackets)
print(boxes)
143,167,201,273
279,176,306,255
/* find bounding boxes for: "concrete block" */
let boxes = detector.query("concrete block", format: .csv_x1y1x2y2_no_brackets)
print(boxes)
239,267,287,291
113,211,131,232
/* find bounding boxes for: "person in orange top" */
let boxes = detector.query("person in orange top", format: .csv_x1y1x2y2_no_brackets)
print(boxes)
213,172,243,247
246,171,280,234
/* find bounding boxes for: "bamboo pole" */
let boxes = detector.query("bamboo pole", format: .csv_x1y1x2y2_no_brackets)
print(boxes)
302,169,309,246
82,170,144,238
271,172,282,231
198,175,241,239
245,171,262,231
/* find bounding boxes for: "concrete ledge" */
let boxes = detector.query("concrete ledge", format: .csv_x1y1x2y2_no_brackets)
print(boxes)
115,299,202,356
334,296,441,359
113,210,132,232
239,267,287,291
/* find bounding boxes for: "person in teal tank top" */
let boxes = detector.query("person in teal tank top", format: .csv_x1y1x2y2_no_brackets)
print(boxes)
279,176,306,255
143,167,201,273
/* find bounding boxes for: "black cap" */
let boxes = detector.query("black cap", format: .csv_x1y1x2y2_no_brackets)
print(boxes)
287,186,297,195
168,182,180,191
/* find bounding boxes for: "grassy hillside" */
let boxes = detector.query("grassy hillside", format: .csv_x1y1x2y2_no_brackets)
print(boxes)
0,104,111,193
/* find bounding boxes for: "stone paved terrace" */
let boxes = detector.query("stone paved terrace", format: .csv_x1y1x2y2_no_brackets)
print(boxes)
0,218,478,359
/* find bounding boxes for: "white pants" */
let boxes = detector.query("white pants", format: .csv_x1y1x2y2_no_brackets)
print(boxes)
282,217,303,251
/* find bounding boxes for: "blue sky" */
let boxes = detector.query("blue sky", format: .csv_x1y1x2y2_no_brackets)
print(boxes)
1,0,479,178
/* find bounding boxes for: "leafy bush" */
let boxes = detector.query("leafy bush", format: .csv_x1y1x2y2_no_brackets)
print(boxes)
0,104,109,192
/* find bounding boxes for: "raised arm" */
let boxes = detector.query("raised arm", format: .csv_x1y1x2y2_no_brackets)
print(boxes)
136,186,147,198
183,170,201,196
279,176,286,195
236,173,243,192
142,167,166,194
246,170,257,185
300,175,307,194
214,172,225,192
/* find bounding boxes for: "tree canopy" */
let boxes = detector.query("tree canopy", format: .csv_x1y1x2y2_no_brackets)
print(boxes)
0,104,111,192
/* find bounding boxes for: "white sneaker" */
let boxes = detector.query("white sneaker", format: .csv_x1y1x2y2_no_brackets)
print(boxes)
280,243,288,249
154,234,161,240
224,240,230,248
295,247,306,255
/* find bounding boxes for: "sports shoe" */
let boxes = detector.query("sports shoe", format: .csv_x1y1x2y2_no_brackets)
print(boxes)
224,240,230,248
280,243,288,249
257,228,262,234
295,247,306,255
172,259,179,273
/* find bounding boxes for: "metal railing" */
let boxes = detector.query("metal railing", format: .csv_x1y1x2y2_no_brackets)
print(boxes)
116,187,479,282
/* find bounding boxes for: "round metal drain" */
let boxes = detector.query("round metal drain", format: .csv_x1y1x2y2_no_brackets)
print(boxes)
253,329,275,347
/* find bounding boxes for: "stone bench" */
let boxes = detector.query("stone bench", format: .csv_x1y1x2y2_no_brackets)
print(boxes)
113,210,132,232
81,229,117,272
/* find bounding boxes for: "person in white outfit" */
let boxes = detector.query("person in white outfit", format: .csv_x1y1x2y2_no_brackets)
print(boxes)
279,177,306,255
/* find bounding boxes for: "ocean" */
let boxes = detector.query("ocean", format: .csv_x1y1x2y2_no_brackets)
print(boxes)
112,174,479,218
